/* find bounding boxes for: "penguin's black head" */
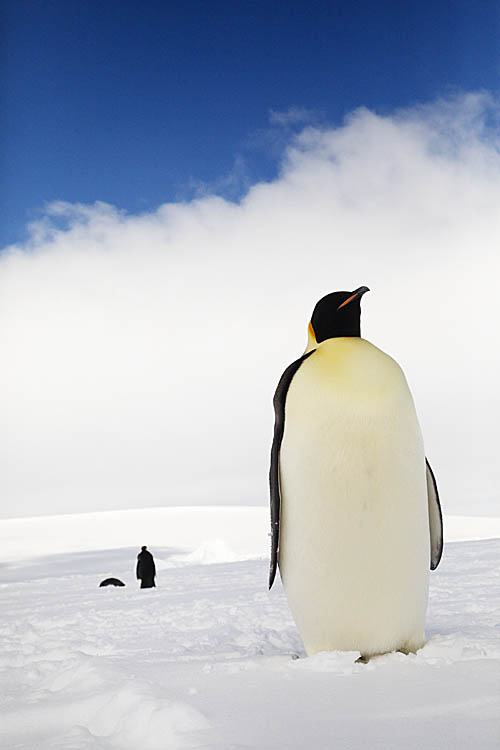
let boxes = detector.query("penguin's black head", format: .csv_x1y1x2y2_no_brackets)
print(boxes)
308,286,370,346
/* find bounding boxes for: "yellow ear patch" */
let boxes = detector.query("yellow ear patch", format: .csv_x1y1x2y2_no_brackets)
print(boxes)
304,321,317,353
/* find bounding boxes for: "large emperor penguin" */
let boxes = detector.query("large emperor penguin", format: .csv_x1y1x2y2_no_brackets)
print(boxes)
269,287,443,658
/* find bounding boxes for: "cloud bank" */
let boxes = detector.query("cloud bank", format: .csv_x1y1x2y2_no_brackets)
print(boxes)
1,92,499,518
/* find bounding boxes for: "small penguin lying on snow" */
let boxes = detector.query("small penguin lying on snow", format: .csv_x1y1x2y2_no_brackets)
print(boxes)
269,287,443,659
99,578,125,587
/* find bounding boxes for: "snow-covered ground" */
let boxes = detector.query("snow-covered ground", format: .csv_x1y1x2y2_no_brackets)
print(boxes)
1,508,499,749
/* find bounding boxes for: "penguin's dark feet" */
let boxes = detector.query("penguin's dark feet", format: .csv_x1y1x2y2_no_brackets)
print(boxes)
355,654,369,664
400,632,425,655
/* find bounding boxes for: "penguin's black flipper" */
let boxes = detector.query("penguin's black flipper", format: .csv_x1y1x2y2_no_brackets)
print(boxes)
426,458,443,570
269,350,315,589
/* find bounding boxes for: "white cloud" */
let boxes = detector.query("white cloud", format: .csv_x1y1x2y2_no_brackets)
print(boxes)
1,92,499,517
184,154,252,202
269,106,318,127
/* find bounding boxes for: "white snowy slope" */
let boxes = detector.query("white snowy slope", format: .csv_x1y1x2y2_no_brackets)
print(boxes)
0,508,499,750
1,506,500,561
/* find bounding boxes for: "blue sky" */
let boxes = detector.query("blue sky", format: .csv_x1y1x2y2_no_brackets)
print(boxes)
2,0,499,247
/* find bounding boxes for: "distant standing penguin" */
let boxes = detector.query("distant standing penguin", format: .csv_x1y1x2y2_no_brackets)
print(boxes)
136,546,156,588
269,287,443,658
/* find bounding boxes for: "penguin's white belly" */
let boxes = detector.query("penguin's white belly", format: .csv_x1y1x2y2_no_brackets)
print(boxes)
279,338,430,657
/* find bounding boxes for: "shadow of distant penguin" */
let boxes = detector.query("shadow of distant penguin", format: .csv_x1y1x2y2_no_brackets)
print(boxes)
99,577,125,587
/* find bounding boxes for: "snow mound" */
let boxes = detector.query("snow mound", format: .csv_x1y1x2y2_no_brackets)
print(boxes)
87,684,208,749
163,537,246,567
1,651,209,750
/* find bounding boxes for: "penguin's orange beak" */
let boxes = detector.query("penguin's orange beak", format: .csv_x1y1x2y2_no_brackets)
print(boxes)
336,286,370,310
